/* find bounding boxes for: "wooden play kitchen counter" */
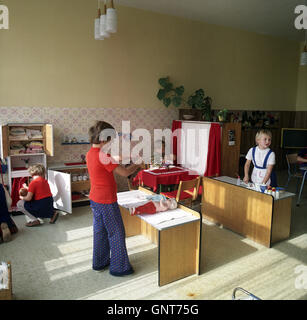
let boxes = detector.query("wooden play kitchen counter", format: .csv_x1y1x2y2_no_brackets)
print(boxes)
201,176,295,248
117,187,201,286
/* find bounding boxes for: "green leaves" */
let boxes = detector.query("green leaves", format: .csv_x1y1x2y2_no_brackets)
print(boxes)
156,77,211,119
158,77,169,88
172,96,182,107
187,88,212,120
157,77,184,108
163,97,171,107
187,89,205,109
175,85,184,96
157,89,166,100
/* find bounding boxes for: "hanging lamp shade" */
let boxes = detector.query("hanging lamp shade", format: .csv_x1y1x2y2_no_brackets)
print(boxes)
106,0,117,33
95,8,104,40
300,28,307,66
300,45,307,66
100,2,110,38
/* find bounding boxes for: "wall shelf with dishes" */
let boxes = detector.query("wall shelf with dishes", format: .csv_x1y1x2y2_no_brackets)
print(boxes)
61,135,90,145
179,109,202,121
61,142,90,145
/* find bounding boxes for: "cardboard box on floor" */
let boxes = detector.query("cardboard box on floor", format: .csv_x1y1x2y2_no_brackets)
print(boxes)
0,261,12,300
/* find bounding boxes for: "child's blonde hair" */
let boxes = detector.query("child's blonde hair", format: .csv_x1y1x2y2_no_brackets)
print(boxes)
28,164,46,177
255,129,272,144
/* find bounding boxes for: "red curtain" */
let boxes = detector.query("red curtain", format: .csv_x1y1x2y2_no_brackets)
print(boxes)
171,120,182,166
204,123,221,177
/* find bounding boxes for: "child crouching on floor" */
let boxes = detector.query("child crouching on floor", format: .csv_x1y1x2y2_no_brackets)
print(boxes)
17,164,58,227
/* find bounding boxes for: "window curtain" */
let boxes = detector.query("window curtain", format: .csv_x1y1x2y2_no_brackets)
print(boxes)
180,122,211,175
171,120,182,166
204,123,221,177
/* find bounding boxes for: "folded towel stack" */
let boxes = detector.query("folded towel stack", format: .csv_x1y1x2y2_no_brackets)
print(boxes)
10,143,26,155
25,129,43,139
9,127,28,140
25,141,44,153
9,127,43,141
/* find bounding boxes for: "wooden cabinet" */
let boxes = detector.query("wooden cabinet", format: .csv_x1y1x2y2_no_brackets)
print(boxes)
6,153,47,193
220,122,241,177
48,164,90,214
0,123,54,194
0,123,53,158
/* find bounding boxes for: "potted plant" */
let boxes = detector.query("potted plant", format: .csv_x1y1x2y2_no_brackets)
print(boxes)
156,77,213,121
187,89,212,121
157,77,185,108
217,108,228,122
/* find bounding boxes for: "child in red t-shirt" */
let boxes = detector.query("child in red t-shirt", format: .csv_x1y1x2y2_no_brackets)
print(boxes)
17,164,58,227
87,121,142,276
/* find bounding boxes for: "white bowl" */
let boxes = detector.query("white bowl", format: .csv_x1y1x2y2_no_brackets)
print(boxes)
183,114,194,120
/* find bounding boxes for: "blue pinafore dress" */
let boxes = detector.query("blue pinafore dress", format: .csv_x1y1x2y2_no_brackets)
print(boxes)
251,147,277,187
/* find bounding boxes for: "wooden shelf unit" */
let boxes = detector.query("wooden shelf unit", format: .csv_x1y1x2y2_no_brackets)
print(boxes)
0,123,54,194
1,123,53,158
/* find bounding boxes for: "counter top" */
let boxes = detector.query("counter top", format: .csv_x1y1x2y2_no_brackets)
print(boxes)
213,176,295,201
48,162,87,170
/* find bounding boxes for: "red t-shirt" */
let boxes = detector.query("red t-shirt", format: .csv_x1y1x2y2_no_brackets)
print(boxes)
28,176,52,200
86,147,119,204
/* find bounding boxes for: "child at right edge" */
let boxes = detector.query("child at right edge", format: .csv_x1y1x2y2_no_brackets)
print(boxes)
243,129,277,187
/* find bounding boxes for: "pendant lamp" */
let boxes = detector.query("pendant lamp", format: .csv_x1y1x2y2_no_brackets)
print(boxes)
300,30,307,66
300,45,307,66
100,0,110,38
95,7,104,40
106,0,117,33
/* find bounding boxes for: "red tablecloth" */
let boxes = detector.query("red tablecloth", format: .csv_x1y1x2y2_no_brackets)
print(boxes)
133,167,199,192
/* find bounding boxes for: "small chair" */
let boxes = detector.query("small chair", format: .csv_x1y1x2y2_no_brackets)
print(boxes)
285,154,303,191
160,177,201,207
232,287,261,300
297,168,307,206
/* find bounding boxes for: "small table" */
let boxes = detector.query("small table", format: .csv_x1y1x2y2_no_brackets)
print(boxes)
133,166,198,192
201,176,295,248
297,167,307,206
117,187,201,286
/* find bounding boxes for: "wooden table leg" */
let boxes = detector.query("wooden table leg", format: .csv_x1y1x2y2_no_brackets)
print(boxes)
158,220,200,286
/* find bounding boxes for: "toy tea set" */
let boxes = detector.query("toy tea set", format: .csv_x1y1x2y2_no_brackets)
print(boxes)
237,177,284,199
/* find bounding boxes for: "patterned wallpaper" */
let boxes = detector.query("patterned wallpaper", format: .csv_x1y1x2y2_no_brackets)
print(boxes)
0,106,178,191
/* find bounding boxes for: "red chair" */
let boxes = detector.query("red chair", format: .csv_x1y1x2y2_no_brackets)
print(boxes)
161,177,201,207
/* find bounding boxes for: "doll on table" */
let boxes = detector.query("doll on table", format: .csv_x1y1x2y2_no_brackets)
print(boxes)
129,198,177,216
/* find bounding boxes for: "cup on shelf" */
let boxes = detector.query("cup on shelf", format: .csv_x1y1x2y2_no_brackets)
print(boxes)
72,174,78,182
78,175,83,181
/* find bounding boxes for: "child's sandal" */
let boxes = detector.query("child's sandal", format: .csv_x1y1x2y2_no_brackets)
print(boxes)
25,220,41,227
